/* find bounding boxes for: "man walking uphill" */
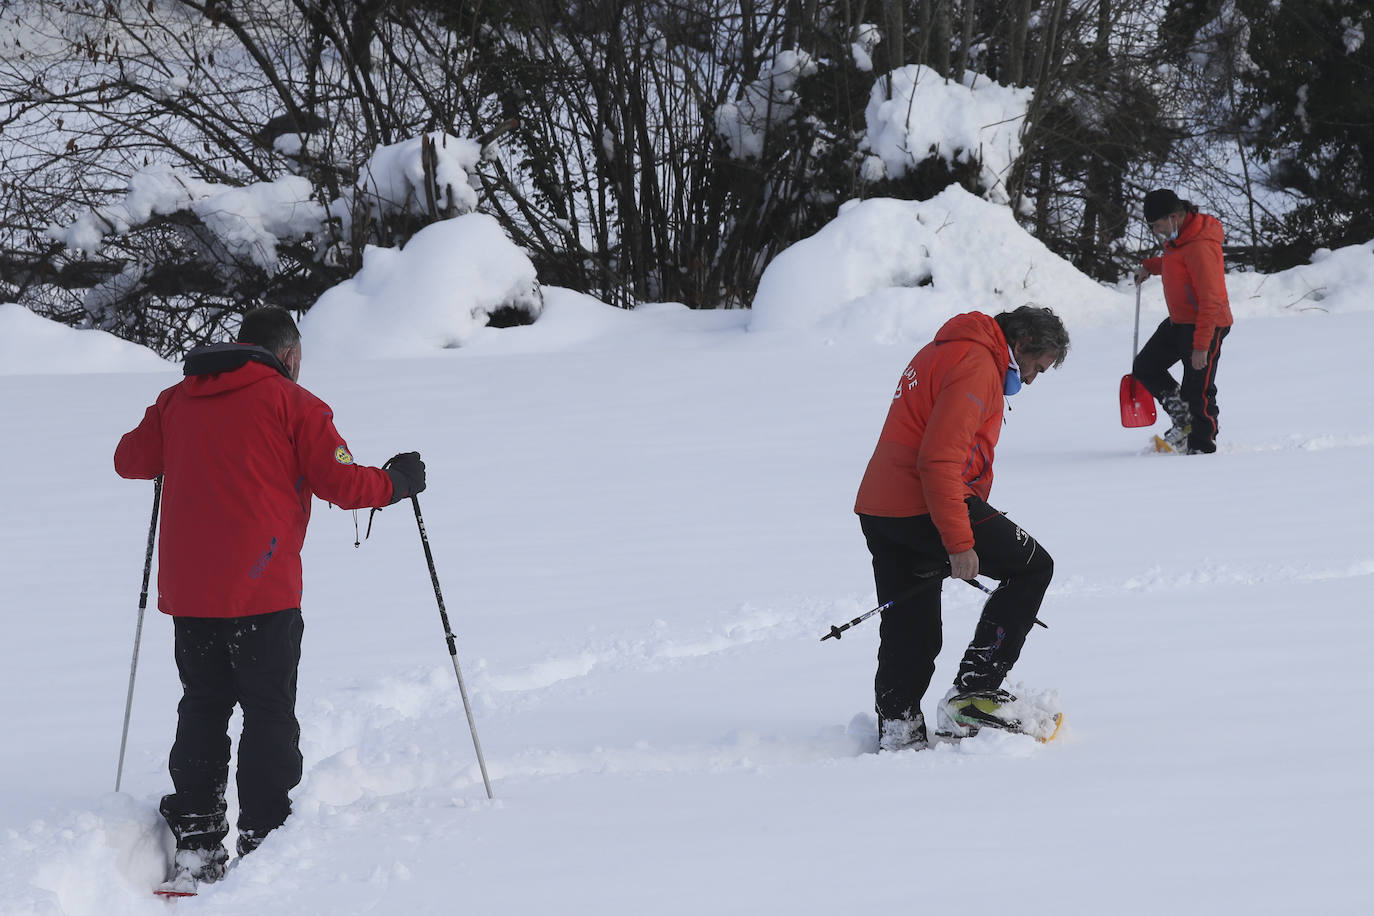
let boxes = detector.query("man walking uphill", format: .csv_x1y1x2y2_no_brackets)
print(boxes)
114,307,427,893
854,305,1069,752
1132,188,1233,454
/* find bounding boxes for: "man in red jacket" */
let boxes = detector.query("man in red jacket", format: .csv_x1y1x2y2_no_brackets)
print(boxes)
1132,188,1234,454
854,305,1069,752
115,307,426,891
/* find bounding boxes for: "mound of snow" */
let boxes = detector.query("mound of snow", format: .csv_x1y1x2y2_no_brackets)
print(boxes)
0,304,170,375
300,213,542,359
0,794,170,914
749,186,1117,343
1225,240,1374,318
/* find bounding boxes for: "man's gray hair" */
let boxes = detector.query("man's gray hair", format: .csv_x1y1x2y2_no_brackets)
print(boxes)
995,304,1069,367
236,306,301,354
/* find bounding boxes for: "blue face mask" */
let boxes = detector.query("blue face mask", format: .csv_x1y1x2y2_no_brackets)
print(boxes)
1152,216,1179,243
1004,350,1022,396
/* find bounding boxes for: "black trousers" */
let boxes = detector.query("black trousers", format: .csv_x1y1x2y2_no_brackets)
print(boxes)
861,498,1053,722
160,608,303,853
1132,318,1230,453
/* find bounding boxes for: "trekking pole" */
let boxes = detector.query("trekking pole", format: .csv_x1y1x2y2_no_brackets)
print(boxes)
116,476,161,792
821,578,931,642
954,577,1046,627
409,495,494,799
821,567,1045,642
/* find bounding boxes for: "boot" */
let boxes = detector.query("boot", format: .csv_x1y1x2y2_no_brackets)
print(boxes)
1162,423,1192,452
1159,391,1192,449
877,713,928,752
237,829,267,858
156,846,228,895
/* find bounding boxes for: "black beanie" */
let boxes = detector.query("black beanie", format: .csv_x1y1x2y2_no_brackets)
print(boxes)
1143,189,1185,222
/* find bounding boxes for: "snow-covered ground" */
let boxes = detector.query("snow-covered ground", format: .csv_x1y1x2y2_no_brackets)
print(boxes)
2,191,1372,915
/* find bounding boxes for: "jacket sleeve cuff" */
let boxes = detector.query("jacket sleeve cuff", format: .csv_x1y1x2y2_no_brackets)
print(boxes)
385,466,409,505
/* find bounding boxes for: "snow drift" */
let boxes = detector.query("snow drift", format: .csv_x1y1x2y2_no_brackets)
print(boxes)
748,186,1116,341
300,213,543,360
0,304,170,375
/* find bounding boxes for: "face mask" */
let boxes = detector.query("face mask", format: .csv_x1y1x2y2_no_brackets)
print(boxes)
1152,217,1179,243
1004,350,1022,396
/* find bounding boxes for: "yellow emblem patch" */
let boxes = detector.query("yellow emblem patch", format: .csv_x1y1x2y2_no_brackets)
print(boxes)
334,446,354,465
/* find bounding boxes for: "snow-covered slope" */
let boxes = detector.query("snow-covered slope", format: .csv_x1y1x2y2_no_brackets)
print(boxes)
0,304,170,375
2,204,1371,915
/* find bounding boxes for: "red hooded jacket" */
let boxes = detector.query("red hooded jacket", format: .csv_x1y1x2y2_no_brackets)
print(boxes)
1141,211,1233,351
854,312,1009,554
114,344,395,618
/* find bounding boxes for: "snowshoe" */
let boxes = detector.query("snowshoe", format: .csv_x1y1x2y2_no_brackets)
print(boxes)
935,687,1063,743
1151,422,1192,454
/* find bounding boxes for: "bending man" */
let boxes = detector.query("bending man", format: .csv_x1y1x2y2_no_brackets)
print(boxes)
854,305,1069,751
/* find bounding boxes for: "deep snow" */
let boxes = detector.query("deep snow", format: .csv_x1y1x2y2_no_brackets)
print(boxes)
2,195,1372,915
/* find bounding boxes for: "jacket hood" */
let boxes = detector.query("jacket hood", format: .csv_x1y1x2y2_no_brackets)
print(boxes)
932,311,1010,368
182,342,291,397
1170,211,1225,249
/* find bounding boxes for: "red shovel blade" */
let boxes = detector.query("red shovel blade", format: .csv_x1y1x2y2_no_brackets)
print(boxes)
1119,375,1157,428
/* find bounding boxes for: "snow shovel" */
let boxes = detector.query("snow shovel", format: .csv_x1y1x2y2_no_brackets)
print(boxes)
1120,283,1157,428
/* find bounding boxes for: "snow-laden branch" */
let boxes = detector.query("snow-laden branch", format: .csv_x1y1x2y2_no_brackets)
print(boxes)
715,50,818,160
863,65,1033,204
46,166,324,273
46,131,485,275
338,132,483,232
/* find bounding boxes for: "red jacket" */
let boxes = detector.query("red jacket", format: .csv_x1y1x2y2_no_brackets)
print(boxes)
854,312,1008,553
114,344,395,618
1142,211,1233,351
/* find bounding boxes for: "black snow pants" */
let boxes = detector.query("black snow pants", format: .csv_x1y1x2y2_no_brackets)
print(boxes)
1132,318,1230,454
861,498,1053,723
160,607,303,856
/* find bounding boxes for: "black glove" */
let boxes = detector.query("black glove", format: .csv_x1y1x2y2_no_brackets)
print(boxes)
384,452,426,505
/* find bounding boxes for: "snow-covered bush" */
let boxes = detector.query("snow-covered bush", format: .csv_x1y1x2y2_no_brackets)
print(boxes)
40,132,508,355
863,66,1033,205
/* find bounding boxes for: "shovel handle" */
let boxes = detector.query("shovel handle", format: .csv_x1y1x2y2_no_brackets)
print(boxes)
1132,282,1142,362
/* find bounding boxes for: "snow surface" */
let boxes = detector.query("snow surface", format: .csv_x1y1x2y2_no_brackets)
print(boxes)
3,196,1373,915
